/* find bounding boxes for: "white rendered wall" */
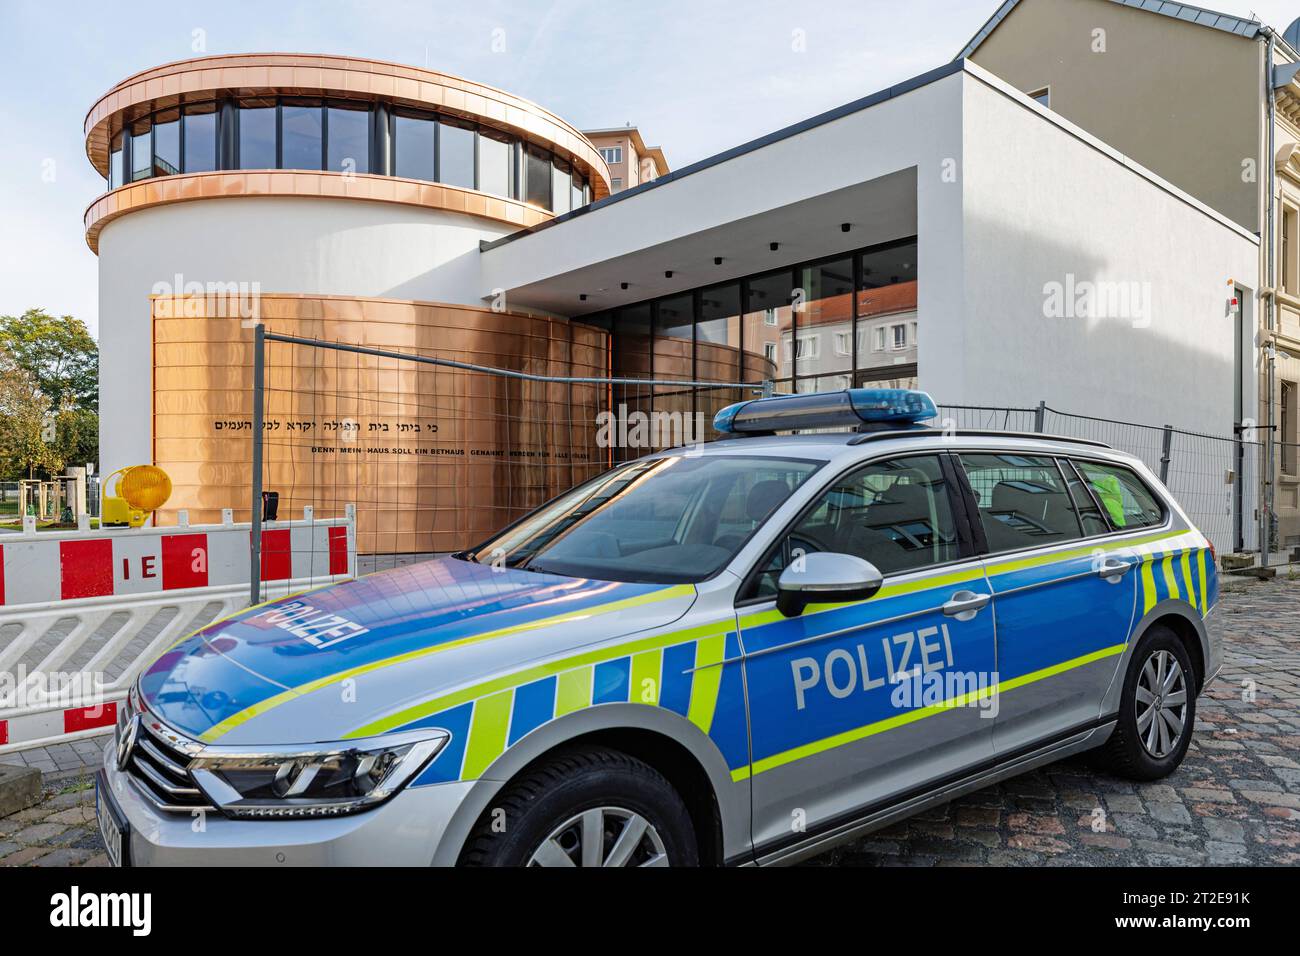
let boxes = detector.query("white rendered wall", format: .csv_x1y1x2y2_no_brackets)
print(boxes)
97,196,515,476
943,66,1259,439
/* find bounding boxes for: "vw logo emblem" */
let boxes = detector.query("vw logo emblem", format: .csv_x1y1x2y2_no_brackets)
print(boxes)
116,715,140,771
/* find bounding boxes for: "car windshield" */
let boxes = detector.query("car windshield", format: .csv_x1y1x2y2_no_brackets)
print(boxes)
463,454,824,584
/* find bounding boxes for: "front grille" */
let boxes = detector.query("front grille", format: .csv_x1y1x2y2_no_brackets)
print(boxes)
126,720,214,814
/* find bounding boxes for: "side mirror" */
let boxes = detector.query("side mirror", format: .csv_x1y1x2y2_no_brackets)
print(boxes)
775,552,883,617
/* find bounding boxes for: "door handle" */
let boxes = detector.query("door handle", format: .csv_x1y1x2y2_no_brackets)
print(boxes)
1096,557,1134,581
943,590,991,620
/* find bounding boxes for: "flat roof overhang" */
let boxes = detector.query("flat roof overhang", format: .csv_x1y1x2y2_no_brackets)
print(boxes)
491,170,917,317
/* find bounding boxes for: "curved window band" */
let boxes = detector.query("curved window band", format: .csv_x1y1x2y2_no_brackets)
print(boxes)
104,95,592,214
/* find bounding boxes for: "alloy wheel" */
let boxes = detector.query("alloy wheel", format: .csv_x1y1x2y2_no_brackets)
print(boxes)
1135,648,1188,759
527,807,669,867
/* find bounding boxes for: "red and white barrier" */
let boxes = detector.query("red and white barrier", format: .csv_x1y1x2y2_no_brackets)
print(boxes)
0,508,355,755
0,701,122,751
0,507,354,606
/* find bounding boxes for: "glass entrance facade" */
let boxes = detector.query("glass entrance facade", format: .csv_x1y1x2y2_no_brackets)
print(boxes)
578,235,918,413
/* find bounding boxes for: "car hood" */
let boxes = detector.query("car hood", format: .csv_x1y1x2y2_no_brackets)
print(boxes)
138,557,697,745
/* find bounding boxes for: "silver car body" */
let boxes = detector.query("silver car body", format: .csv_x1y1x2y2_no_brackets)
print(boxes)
99,431,1220,866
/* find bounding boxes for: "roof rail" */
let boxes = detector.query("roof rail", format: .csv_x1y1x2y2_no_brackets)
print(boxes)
847,427,1112,449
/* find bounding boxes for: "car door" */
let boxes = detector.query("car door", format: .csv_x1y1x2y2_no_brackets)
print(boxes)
738,452,997,857
953,451,1138,756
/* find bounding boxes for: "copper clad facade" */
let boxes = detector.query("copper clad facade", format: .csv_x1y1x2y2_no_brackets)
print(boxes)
153,294,611,554
84,170,553,253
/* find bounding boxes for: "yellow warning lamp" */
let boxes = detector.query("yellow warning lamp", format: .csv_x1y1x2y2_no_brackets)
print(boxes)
102,465,172,528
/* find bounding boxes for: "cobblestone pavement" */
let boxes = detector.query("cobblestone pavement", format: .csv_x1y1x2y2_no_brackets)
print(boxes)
1,575,1297,867
0,777,107,867
2,735,107,778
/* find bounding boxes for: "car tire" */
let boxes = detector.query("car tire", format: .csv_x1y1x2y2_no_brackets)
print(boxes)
458,747,699,867
1097,625,1197,781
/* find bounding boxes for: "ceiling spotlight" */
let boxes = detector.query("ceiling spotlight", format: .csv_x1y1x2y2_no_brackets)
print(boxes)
579,294,588,301
714,256,723,265
770,242,779,251
665,270,673,279
621,282,629,290
841,222,851,233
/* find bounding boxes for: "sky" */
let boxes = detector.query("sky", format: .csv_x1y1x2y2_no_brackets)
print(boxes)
2,0,1298,338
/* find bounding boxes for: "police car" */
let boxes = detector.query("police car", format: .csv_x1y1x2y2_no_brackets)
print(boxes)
97,388,1219,867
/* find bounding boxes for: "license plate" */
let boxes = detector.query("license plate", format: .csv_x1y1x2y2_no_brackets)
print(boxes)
95,770,130,868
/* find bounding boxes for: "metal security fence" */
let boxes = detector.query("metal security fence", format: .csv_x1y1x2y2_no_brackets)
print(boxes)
247,327,766,600
938,402,1262,559
934,403,1040,433
241,334,1266,597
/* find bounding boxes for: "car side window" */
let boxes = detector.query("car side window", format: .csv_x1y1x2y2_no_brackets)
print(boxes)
745,454,961,601
958,452,1086,553
1073,460,1165,530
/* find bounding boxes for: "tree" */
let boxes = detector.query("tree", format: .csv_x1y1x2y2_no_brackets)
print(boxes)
0,310,98,479
55,405,99,474
0,350,63,479
0,310,98,412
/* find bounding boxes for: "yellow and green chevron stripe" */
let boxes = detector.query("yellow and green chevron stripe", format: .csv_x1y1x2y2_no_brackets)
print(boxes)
392,618,750,784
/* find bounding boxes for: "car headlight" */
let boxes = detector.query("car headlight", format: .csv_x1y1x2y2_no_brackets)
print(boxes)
188,729,449,819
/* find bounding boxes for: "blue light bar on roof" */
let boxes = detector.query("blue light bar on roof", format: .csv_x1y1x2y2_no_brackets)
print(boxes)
713,388,938,434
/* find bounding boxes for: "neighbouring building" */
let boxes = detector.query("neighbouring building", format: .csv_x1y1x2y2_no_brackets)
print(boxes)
86,52,1256,554
962,0,1300,553
583,126,669,193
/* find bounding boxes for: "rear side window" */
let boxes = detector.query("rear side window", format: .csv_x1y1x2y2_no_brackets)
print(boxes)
1072,460,1165,530
958,453,1086,553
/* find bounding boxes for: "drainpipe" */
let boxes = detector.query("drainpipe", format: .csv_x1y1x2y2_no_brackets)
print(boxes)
1263,27,1278,566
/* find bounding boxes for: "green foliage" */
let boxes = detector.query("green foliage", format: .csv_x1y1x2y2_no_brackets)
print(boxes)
0,310,99,480
0,352,61,478
56,404,99,473
0,309,98,411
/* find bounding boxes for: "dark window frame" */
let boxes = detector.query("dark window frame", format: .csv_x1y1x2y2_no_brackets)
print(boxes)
108,130,125,189
523,142,553,210
278,97,327,172
324,99,373,175
390,106,438,183
128,117,152,183
150,108,181,178
437,115,479,191
234,98,278,170
952,450,1091,557
180,102,219,174
477,125,514,199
